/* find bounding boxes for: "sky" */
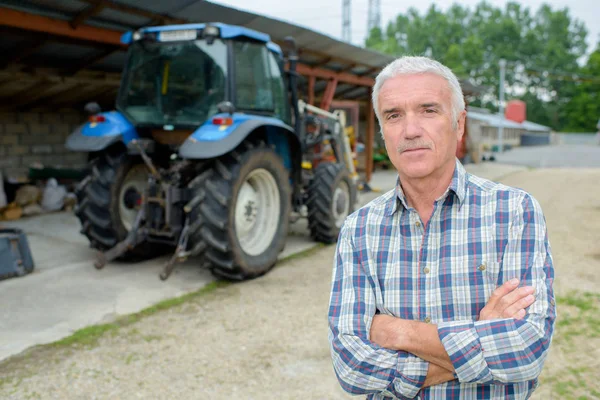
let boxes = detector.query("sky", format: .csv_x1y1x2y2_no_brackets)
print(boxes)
212,0,599,59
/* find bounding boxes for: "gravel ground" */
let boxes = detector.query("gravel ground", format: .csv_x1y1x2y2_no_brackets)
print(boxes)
494,144,600,168
1,167,599,399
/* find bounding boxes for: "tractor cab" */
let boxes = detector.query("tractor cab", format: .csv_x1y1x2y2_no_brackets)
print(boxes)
67,23,357,282
117,24,290,133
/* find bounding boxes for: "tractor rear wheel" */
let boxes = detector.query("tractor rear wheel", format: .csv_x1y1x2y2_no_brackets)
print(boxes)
187,141,291,281
307,162,357,244
75,149,168,260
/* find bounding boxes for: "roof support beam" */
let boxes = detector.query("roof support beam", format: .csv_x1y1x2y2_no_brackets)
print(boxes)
2,8,376,90
338,63,357,73
335,85,362,98
296,64,374,87
319,78,338,111
314,57,332,68
70,1,106,28
307,76,316,106
16,83,88,110
65,47,121,75
49,84,115,109
4,82,66,110
78,0,185,25
359,67,380,76
0,7,124,47
0,39,47,69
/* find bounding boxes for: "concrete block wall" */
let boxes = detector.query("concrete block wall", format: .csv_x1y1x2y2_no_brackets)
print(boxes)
0,110,88,180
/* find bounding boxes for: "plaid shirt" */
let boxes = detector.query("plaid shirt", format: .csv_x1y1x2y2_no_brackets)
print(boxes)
328,159,556,399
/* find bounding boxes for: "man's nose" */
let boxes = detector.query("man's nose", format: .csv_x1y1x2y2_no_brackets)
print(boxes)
403,114,422,139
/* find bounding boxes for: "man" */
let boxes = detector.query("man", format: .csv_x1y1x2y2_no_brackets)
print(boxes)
328,56,556,399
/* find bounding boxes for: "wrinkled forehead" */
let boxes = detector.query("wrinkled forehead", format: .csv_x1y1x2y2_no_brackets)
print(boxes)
378,73,452,108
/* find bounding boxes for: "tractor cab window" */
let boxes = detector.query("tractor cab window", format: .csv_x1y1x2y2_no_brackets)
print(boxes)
267,51,289,123
118,39,228,126
233,42,287,119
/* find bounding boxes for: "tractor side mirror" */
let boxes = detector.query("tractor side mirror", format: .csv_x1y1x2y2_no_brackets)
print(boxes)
217,101,235,115
283,36,298,60
84,102,101,115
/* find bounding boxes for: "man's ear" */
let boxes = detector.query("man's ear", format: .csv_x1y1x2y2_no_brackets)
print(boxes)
456,110,467,141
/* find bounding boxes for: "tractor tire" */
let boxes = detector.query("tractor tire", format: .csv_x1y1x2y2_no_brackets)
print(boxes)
307,162,357,244
187,141,291,281
75,150,168,260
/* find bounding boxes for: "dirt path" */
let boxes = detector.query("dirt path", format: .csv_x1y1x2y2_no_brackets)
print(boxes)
1,167,599,399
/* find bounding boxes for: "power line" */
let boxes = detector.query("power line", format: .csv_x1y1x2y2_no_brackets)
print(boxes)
342,0,352,42
367,0,381,33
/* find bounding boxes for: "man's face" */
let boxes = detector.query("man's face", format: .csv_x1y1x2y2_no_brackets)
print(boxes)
378,73,466,180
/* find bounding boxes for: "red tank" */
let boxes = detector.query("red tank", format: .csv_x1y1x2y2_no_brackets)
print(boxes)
505,100,526,123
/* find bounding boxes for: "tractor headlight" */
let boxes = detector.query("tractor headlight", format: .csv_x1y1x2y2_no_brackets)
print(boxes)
133,31,142,41
203,25,220,37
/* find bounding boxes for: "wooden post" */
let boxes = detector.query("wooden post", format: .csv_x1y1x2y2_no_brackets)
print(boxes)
307,76,315,105
366,88,375,183
319,78,338,111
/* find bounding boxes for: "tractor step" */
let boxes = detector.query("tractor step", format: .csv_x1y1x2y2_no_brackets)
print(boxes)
94,209,148,269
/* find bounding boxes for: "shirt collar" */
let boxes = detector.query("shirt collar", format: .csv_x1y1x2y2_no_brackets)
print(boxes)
386,158,468,216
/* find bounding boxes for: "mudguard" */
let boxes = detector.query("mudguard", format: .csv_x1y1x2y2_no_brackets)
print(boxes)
65,111,139,152
178,113,301,169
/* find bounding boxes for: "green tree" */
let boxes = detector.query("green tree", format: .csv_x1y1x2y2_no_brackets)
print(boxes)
364,1,590,131
562,46,600,132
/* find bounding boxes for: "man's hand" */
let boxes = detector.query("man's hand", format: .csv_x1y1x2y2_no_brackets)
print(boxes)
479,278,535,321
423,362,456,388
369,314,400,349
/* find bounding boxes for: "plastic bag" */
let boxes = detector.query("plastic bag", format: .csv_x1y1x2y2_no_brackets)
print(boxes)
41,178,67,212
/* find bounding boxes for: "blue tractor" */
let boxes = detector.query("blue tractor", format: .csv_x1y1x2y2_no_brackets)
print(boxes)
66,23,358,280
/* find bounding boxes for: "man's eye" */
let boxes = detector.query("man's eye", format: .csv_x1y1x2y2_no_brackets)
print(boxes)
387,113,399,120
425,109,436,114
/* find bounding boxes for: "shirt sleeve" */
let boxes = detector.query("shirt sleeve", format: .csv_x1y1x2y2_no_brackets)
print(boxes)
436,193,557,384
328,222,429,399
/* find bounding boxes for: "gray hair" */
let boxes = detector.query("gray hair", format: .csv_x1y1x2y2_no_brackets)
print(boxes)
372,56,465,130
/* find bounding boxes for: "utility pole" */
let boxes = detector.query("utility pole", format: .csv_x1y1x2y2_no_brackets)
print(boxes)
498,58,506,154
342,0,351,42
367,0,381,34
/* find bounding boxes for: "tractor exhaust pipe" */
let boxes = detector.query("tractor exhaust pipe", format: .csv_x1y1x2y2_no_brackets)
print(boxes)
283,36,301,135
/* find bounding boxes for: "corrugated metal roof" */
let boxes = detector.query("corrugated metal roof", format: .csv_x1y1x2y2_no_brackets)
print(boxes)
3,0,393,73
0,0,482,111
468,111,552,132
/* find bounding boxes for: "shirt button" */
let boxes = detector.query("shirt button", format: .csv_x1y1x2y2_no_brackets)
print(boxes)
415,221,421,228
478,263,486,271
424,316,431,323
423,267,430,274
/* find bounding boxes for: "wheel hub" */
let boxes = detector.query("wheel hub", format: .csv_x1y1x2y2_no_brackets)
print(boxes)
334,189,348,215
235,182,259,237
234,169,281,256
332,182,351,228
118,165,149,231
123,187,142,210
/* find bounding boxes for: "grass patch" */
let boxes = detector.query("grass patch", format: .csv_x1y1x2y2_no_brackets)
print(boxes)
48,280,230,350
46,246,326,351
0,242,327,385
554,291,600,345
542,291,600,398
279,243,327,262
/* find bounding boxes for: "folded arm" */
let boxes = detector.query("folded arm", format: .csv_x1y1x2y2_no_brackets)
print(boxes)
436,194,556,384
328,228,429,399
370,194,556,386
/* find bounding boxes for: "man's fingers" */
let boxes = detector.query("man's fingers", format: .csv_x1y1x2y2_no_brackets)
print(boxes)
501,294,535,318
488,278,521,307
496,286,535,311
